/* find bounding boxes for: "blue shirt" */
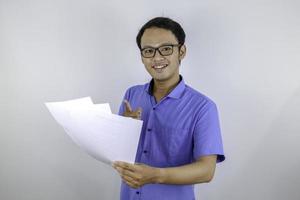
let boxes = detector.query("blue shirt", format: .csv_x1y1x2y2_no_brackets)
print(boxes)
118,75,225,200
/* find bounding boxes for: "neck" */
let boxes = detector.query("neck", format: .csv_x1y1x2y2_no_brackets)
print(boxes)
153,75,180,97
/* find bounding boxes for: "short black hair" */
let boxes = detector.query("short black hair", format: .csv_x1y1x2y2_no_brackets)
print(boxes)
136,17,186,49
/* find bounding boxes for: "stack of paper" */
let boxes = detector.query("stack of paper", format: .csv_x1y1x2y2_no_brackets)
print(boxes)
45,97,143,165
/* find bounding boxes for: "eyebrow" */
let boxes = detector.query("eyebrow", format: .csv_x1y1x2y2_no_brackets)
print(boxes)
141,43,175,49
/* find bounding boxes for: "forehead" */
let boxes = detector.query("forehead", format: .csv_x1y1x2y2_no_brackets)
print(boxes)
141,27,178,48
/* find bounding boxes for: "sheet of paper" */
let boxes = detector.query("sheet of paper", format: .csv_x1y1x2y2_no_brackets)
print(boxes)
45,97,95,145
45,97,142,165
93,103,112,114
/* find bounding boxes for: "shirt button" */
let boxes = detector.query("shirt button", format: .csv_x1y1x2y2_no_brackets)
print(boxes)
136,191,140,194
153,107,156,110
147,128,152,132
143,150,147,154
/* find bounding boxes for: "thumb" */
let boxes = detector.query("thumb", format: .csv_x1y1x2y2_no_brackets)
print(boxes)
136,107,142,115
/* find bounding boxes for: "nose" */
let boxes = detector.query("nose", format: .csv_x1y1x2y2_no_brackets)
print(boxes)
153,49,164,60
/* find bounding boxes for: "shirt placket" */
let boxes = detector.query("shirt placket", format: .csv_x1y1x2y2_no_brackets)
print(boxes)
141,94,169,162
137,95,169,199
140,95,156,164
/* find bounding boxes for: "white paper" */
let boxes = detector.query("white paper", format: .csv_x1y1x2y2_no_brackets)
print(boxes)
45,97,142,165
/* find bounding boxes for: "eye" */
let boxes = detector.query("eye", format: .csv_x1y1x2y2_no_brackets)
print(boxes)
143,48,154,54
160,46,172,52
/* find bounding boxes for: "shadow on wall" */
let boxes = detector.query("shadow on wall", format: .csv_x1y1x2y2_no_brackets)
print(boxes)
226,86,300,200
47,160,120,200
255,87,300,200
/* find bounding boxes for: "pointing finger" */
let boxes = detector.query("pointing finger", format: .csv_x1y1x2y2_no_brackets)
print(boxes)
124,100,132,112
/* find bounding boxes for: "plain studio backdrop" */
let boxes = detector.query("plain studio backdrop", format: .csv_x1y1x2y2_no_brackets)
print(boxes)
0,0,299,199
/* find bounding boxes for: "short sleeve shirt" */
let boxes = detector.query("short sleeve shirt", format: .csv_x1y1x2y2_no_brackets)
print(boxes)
118,75,225,200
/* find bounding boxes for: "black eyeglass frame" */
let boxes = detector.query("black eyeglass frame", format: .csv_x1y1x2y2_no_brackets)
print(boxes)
140,44,182,58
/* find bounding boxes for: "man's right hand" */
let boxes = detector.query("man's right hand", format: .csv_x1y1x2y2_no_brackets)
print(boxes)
123,99,142,120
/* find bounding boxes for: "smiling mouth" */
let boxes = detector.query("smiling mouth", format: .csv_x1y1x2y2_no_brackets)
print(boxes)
152,64,168,69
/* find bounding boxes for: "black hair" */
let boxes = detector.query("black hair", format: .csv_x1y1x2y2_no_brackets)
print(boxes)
136,17,186,49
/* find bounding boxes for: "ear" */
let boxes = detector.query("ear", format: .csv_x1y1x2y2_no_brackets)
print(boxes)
179,44,186,61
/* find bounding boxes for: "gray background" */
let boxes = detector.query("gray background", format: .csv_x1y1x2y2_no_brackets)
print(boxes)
1,0,299,199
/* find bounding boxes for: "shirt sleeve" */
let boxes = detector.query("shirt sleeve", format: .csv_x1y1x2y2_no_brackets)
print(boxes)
193,101,225,163
118,88,131,116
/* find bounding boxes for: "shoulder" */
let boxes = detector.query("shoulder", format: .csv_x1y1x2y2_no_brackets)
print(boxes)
184,84,217,108
123,82,148,97
183,85,219,124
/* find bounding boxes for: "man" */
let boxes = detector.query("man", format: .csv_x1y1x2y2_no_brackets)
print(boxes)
113,17,225,200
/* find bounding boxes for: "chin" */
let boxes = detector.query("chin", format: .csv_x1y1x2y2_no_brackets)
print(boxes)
153,75,170,82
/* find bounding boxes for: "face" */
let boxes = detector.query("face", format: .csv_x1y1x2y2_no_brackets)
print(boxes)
140,28,186,82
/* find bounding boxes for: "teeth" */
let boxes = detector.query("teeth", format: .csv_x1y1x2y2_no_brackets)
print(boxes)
153,65,166,69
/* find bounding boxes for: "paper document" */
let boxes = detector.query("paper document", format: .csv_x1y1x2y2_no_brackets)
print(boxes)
45,97,143,165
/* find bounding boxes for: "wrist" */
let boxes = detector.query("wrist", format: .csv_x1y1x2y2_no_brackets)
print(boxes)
152,167,165,184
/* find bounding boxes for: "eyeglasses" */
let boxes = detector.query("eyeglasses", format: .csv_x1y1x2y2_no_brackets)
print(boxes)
140,44,181,58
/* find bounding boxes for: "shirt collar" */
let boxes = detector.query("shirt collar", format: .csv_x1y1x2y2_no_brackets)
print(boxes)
145,75,186,99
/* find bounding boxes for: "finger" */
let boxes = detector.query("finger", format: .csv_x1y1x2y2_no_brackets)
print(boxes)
124,180,139,189
123,100,132,112
136,107,142,118
123,163,135,172
136,107,142,114
114,161,135,172
115,165,141,182
121,175,136,188
121,168,140,180
131,107,142,119
127,112,139,119
121,174,135,183
114,166,124,175
122,177,140,189
112,162,123,171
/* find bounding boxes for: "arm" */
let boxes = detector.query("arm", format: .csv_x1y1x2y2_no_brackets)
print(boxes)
113,155,217,188
157,155,217,184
